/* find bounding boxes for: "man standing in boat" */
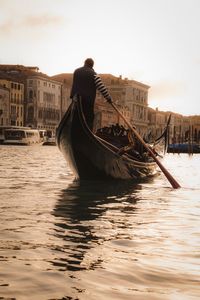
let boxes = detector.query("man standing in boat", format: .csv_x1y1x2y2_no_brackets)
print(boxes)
70,58,112,130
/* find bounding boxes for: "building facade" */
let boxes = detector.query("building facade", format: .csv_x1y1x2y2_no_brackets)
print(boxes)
189,116,200,143
25,75,62,133
124,80,149,134
99,75,149,134
0,65,63,134
94,97,131,132
0,85,10,126
148,107,170,139
148,107,200,144
61,79,72,117
0,79,24,126
1,65,199,142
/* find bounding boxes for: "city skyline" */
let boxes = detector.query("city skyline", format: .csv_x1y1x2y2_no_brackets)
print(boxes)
0,0,200,116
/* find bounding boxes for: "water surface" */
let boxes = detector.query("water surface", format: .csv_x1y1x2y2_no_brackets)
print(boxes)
0,145,199,299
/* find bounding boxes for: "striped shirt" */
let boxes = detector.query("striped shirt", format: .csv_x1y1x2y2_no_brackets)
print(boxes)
94,74,112,101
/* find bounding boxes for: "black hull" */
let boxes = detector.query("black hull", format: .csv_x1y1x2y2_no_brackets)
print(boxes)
56,99,161,181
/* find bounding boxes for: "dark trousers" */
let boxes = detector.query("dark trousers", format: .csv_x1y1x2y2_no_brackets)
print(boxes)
81,96,95,131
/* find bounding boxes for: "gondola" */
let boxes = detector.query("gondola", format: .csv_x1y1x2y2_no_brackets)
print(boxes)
56,96,169,181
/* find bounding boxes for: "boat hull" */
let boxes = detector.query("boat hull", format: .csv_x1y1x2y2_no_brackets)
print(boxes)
56,99,159,181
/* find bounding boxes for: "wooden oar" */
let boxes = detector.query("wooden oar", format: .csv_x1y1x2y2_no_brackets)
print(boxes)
109,102,181,189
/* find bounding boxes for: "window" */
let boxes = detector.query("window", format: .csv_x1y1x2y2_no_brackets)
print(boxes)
27,107,34,122
29,90,33,99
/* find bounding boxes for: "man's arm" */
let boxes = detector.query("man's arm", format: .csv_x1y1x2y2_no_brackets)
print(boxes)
94,74,112,103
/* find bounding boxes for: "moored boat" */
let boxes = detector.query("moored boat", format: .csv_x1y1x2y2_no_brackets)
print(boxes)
3,128,41,145
167,143,200,153
0,126,30,144
42,137,56,146
56,97,169,181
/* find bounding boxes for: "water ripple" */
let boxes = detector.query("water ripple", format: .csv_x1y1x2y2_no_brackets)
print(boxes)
0,147,199,299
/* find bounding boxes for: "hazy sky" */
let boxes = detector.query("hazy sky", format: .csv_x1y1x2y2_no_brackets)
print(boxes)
0,0,200,115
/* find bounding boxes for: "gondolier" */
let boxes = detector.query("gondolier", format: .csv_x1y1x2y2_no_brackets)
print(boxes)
70,58,112,130
57,60,180,188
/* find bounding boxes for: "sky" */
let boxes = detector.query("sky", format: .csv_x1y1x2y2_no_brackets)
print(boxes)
0,0,200,116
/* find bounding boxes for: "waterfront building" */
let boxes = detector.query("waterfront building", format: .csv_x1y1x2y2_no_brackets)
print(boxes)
0,65,62,134
1,65,197,142
189,115,200,143
148,107,187,143
148,107,169,140
99,75,149,134
126,80,149,135
0,78,24,126
25,75,62,133
0,85,10,126
148,107,200,144
167,112,195,144
51,74,73,117
94,97,131,132
60,78,72,117
170,113,185,143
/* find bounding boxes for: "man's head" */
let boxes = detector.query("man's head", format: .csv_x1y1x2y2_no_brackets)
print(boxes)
84,58,94,68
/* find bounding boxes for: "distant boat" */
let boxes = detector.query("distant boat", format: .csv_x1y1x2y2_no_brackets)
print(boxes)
0,125,30,144
42,137,56,146
56,97,170,181
3,128,41,145
167,143,200,153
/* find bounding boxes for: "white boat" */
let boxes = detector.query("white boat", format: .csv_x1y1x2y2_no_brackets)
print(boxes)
0,126,29,144
3,128,41,145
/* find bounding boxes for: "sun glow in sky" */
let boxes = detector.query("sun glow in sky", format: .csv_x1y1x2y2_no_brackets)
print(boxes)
0,0,200,115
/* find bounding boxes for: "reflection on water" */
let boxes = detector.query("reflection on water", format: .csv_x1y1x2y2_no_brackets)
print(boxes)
52,180,140,272
0,146,200,300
